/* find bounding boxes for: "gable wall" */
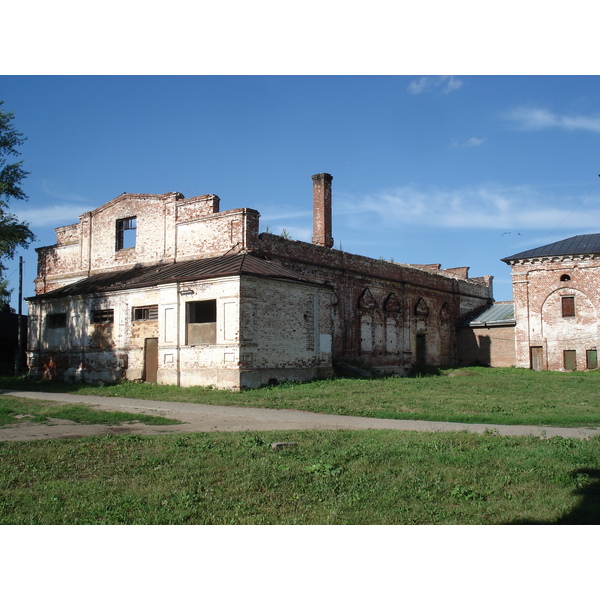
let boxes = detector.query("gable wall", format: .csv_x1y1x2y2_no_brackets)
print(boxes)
34,193,260,295
510,256,600,370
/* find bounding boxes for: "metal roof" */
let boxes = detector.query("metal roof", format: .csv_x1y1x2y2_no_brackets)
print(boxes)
465,302,515,327
30,253,316,301
501,233,600,263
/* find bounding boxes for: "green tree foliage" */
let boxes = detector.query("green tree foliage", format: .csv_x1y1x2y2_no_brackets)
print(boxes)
0,100,35,308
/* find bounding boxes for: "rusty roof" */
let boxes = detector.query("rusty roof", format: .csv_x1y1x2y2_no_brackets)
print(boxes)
502,233,600,263
30,253,316,300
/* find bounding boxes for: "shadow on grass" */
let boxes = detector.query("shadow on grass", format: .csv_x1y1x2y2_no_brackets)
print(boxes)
512,469,600,525
0,376,109,394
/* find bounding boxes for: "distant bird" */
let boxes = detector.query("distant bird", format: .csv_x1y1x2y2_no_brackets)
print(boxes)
501,232,511,236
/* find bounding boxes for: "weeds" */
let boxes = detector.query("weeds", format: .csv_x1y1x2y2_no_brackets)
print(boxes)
3,429,588,524
3,367,599,428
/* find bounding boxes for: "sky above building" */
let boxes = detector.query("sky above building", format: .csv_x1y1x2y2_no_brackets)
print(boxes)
2,74,600,310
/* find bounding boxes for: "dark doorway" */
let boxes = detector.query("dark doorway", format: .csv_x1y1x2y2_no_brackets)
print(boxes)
143,337,159,383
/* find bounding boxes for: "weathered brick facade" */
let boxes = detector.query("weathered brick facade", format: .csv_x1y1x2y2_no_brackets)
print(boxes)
502,236,600,371
457,302,516,367
27,174,494,389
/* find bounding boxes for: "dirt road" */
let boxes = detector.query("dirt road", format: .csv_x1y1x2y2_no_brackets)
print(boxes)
1,389,599,442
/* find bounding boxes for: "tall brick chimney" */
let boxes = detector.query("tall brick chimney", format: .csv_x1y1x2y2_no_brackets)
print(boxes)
312,173,334,248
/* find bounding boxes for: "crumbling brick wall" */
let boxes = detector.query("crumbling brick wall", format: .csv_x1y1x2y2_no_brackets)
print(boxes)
510,257,600,370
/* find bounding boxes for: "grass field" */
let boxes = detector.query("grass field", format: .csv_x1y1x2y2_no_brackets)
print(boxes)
1,367,599,524
2,366,600,428
0,395,180,427
1,429,599,524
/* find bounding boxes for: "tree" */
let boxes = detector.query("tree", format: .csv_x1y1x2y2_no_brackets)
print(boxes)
0,100,35,309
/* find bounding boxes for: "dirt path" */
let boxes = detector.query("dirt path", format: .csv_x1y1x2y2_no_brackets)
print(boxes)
1,389,599,442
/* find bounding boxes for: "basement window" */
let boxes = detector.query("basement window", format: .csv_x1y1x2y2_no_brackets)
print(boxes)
47,313,67,329
116,217,137,251
133,305,158,321
186,300,217,345
91,309,114,324
561,296,575,318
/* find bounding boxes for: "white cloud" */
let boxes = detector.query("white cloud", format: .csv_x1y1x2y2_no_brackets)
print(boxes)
452,137,486,147
503,106,600,133
41,180,96,204
336,184,600,231
273,225,312,242
408,76,463,95
14,203,94,227
259,208,312,221
465,137,485,146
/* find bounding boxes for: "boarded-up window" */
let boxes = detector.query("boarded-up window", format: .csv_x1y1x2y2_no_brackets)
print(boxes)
561,296,575,318
187,300,217,345
133,305,158,321
586,350,598,370
91,309,114,324
563,350,577,370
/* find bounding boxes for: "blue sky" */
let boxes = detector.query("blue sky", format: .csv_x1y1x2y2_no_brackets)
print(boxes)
3,75,600,310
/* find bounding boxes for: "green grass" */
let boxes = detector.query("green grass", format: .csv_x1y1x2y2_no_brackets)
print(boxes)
1,429,599,524
2,367,600,428
0,395,180,427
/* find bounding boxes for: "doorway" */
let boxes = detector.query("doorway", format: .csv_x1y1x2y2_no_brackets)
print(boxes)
530,346,544,371
143,337,159,383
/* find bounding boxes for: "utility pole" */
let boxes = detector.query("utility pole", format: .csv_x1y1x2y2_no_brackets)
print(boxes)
14,256,23,376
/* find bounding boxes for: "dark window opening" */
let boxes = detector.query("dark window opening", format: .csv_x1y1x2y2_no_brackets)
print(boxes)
561,296,575,318
563,350,577,371
560,274,571,282
116,217,137,250
133,305,158,321
186,300,217,344
92,309,114,324
47,313,67,329
416,334,426,365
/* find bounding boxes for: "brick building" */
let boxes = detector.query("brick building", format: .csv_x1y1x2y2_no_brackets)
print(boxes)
502,234,600,371
457,301,516,367
26,173,494,389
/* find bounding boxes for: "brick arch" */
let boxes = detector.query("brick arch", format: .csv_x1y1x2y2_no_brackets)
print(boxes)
357,287,377,311
440,302,452,323
414,297,429,317
540,287,598,369
383,292,401,313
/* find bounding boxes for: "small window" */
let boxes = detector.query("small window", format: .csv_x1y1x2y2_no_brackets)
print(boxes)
133,305,158,321
563,350,577,371
561,296,575,318
116,217,137,250
186,300,217,344
47,313,67,329
560,274,571,282
92,309,114,324
586,350,598,370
